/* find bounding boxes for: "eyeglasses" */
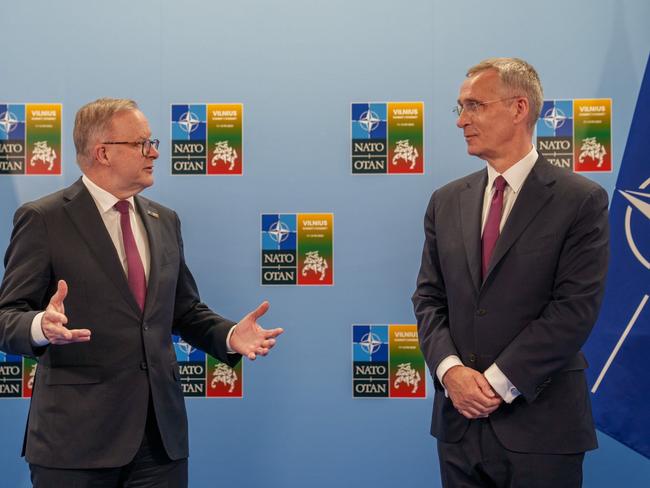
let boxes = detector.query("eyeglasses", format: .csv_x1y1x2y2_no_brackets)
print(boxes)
452,96,521,117
102,139,160,156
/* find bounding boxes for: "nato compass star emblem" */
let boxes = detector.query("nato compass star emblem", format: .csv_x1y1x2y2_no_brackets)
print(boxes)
543,106,567,130
618,177,650,270
0,111,19,134
359,332,383,355
177,338,196,357
268,220,290,243
178,111,200,134
358,110,381,133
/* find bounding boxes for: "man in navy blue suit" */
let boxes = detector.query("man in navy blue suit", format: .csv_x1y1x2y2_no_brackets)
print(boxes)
413,58,609,487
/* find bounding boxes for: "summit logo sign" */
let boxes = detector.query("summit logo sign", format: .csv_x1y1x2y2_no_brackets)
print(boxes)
0,103,62,175
352,324,426,398
351,102,424,174
536,99,612,173
171,103,243,175
261,213,334,285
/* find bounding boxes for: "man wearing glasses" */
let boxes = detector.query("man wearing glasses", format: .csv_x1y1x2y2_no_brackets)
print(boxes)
413,58,609,487
0,98,283,487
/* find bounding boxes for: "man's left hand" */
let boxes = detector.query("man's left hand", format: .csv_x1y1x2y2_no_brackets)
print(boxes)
230,301,284,360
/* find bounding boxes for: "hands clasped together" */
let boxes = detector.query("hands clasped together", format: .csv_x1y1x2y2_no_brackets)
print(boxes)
443,365,503,419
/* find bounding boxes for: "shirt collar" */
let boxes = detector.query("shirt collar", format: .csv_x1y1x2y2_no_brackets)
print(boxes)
81,175,136,214
486,146,538,194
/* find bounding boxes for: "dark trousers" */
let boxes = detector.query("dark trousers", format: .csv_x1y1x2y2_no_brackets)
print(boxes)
437,418,584,488
30,401,187,488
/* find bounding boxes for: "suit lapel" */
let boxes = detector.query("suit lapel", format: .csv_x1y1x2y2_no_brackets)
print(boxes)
482,157,555,282
136,197,162,319
459,170,487,293
63,179,142,316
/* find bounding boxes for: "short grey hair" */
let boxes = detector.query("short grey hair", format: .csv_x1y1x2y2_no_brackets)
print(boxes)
73,98,138,165
467,57,543,130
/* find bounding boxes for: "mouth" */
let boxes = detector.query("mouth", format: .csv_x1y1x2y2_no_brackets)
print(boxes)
144,165,154,173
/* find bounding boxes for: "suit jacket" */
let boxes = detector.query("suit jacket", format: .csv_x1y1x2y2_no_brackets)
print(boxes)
0,178,241,468
412,156,609,454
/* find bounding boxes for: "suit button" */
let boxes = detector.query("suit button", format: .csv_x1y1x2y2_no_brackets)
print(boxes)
476,309,487,316
140,362,148,370
143,325,149,331
468,354,476,363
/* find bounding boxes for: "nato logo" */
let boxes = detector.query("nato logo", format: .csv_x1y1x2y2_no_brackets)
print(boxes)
537,100,573,137
261,214,297,285
618,179,650,270
0,351,23,397
0,104,26,141
353,325,389,397
173,335,205,362
353,325,388,362
352,103,387,140
173,335,207,397
262,214,297,251
171,104,206,141
536,100,574,170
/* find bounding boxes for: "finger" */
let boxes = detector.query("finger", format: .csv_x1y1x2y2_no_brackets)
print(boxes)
459,408,480,419
50,280,68,308
43,310,68,326
255,347,269,356
249,301,270,320
475,374,497,398
68,329,92,341
471,394,502,410
263,327,284,338
52,334,92,345
43,324,73,341
247,352,257,360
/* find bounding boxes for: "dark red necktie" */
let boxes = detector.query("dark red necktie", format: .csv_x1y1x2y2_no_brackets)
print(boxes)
481,175,507,279
114,200,146,311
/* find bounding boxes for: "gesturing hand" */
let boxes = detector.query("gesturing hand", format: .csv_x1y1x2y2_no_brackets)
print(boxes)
229,301,283,360
443,365,502,419
41,280,92,345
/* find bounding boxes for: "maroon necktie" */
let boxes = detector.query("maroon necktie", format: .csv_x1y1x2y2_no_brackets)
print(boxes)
481,175,507,279
114,200,146,311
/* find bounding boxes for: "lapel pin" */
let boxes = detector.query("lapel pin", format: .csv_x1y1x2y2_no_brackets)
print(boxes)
147,209,159,219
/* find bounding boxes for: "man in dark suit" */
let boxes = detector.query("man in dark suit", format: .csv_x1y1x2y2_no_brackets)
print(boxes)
0,98,283,487
412,58,609,487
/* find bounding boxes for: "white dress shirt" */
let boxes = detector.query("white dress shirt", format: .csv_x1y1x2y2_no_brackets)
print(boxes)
436,146,538,403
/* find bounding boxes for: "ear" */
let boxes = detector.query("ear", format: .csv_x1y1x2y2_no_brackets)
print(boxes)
91,143,111,167
512,97,530,126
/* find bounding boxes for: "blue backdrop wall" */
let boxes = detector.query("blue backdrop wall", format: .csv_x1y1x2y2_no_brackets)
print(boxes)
1,1,649,486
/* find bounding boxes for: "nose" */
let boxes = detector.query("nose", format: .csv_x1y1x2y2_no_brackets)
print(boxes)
456,110,469,129
149,144,160,159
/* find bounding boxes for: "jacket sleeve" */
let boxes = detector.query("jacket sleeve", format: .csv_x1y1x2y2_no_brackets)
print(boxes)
412,191,460,389
170,211,241,368
0,204,52,357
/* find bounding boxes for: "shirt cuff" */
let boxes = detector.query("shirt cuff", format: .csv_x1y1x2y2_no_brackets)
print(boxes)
484,362,520,403
436,355,463,397
30,312,49,346
226,324,237,354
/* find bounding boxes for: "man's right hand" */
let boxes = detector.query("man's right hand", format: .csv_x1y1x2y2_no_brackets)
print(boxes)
41,280,91,345
443,365,502,419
